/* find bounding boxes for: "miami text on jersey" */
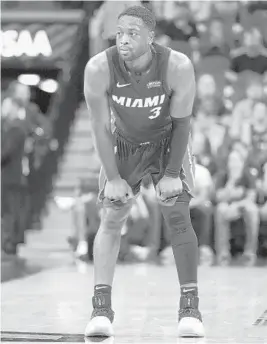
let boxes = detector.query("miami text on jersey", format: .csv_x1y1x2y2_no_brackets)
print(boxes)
112,94,166,108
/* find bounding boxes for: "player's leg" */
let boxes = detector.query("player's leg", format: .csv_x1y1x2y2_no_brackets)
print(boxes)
160,195,205,337
154,142,204,337
85,167,134,337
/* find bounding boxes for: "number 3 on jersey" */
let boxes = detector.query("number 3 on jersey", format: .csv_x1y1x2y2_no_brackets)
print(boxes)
149,106,162,119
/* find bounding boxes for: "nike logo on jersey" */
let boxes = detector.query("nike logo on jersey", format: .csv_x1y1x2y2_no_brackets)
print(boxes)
117,82,131,88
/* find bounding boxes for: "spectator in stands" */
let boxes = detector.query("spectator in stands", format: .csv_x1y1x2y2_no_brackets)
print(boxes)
230,78,264,141
246,1,267,14
215,148,259,266
213,1,240,22
154,26,171,46
69,177,100,262
192,131,217,176
193,74,229,156
196,74,217,100
194,74,226,116
244,101,267,172
91,0,141,50
188,1,212,23
258,163,267,222
2,81,51,138
200,18,231,58
227,28,267,78
158,1,199,53
1,97,27,257
256,162,267,258
190,163,214,266
2,81,52,231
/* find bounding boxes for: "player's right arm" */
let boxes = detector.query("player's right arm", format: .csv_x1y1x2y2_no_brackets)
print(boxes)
84,52,119,182
84,52,133,203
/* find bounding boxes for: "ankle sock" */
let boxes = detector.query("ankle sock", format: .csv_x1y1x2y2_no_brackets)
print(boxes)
93,284,112,308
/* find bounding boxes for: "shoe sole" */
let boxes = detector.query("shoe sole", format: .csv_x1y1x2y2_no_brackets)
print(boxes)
178,317,205,338
85,316,114,337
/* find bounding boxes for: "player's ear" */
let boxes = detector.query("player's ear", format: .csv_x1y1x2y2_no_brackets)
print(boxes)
148,30,155,45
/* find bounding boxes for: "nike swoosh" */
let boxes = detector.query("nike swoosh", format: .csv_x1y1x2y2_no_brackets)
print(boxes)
183,288,195,293
117,82,131,88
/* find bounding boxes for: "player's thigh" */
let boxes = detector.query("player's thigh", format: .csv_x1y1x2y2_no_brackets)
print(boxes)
98,152,144,198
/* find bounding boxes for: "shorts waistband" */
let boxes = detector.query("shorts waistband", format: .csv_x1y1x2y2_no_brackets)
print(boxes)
114,125,172,160
114,124,172,146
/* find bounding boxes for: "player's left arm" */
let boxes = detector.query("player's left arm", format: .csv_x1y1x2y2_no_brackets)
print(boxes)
165,51,196,178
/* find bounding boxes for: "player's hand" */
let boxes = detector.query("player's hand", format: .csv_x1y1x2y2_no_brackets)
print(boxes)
104,176,133,204
156,175,183,206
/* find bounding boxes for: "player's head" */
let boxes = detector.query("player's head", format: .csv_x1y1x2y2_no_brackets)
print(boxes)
116,5,156,61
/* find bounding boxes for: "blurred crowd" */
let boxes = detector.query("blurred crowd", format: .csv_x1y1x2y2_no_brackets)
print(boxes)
69,1,267,267
2,1,267,267
1,81,52,257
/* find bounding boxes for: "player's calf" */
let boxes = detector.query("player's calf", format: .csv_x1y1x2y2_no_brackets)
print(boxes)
160,199,205,337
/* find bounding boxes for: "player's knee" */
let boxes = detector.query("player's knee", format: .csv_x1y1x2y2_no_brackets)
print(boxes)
160,203,197,245
101,202,132,232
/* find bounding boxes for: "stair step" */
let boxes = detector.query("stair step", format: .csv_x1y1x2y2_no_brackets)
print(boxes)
66,136,94,147
64,148,95,155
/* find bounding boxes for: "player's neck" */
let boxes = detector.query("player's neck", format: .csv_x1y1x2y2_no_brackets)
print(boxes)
125,48,153,74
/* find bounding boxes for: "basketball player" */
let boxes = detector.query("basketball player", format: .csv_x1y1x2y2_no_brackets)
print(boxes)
84,6,205,338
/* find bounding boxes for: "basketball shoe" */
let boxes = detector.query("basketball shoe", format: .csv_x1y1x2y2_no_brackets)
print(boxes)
85,293,115,337
177,289,205,337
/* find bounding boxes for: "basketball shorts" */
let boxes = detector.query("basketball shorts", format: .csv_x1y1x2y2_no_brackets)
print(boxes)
98,131,195,205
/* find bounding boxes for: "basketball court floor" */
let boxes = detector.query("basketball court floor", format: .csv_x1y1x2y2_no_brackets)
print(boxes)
1,261,267,344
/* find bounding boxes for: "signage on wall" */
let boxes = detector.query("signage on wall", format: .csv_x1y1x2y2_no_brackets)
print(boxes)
1,30,52,58
0,22,79,68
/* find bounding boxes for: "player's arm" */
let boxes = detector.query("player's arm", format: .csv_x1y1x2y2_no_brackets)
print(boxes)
84,52,120,181
165,51,196,178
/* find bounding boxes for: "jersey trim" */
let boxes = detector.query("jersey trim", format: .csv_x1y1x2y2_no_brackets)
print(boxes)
105,46,117,94
153,43,172,96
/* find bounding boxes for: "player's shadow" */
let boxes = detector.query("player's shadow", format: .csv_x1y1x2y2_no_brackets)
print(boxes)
84,337,114,344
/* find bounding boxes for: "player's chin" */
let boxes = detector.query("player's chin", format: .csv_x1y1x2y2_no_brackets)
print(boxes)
119,50,134,61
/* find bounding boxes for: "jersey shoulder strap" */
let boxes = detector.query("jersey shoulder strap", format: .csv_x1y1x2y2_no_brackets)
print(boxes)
105,46,119,93
153,43,171,94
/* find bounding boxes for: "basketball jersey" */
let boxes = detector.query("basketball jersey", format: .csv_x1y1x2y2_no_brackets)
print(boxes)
106,43,172,143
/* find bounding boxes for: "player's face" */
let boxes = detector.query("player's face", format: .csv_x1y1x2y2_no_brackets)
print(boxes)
116,15,153,61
